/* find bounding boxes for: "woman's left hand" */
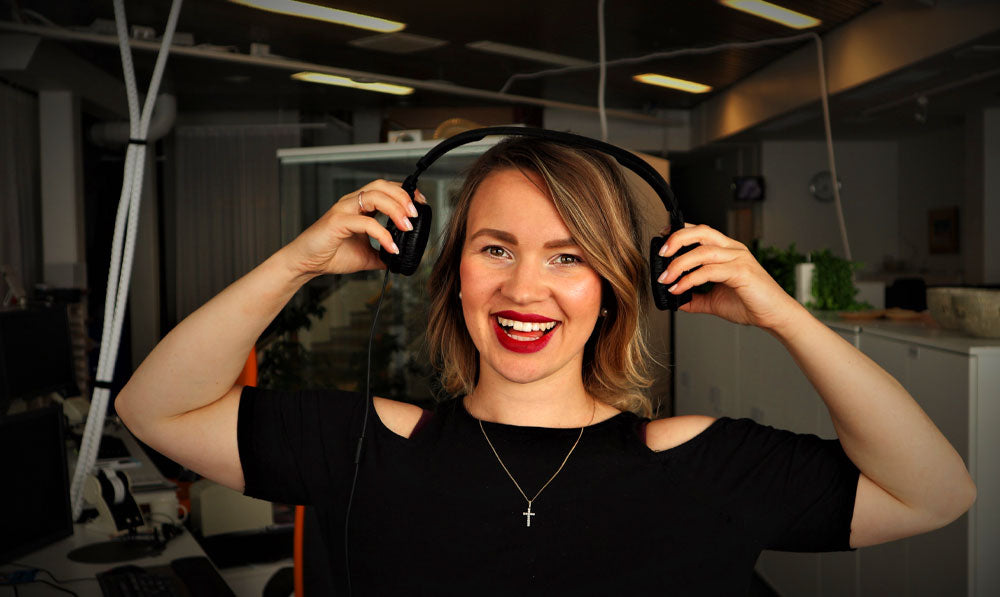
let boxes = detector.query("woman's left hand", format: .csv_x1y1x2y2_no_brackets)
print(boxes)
658,224,806,332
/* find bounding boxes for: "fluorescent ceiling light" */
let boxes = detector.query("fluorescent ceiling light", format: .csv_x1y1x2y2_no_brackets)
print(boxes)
720,0,821,30
230,1,405,33
291,71,414,95
466,41,591,67
633,74,712,94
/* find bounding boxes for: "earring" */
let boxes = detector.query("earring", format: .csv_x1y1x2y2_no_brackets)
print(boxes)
600,307,608,317
459,291,463,300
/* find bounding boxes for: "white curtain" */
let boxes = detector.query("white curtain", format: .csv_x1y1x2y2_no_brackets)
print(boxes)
172,125,300,319
0,81,40,296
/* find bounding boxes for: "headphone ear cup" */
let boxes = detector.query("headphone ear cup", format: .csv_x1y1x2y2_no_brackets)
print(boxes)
649,236,697,311
379,201,433,275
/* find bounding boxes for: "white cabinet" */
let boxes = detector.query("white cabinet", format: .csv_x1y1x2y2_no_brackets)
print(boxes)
674,312,1000,596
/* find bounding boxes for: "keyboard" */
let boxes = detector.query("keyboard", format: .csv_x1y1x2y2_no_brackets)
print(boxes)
97,565,179,597
97,557,235,597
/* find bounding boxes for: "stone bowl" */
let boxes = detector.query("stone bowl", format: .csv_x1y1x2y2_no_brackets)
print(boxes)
927,287,963,330
953,289,1000,338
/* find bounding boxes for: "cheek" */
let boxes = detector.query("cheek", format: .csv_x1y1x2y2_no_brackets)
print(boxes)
562,272,604,317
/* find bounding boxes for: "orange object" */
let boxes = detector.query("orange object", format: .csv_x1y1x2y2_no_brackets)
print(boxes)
294,505,305,597
235,348,258,387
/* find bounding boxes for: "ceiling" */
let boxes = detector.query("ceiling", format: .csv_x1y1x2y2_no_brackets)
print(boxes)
5,0,881,118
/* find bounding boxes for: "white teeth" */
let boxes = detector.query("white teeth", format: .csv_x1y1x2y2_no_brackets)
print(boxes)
496,316,557,332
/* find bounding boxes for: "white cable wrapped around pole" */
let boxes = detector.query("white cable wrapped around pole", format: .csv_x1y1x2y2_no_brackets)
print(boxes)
70,0,183,520
90,94,177,148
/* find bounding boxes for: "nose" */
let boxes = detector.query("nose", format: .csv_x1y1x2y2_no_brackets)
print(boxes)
500,261,550,305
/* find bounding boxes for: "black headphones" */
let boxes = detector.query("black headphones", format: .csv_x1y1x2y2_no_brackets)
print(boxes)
375,126,698,311
347,127,700,594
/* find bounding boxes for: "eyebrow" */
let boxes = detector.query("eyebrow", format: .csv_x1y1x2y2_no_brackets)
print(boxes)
468,228,577,249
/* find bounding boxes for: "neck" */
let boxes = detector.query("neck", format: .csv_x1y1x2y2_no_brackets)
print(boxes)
466,367,600,428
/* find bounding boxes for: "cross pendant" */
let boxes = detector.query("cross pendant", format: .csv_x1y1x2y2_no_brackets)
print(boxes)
523,502,535,527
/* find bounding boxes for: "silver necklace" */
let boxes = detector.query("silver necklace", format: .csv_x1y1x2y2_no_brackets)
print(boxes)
476,400,596,527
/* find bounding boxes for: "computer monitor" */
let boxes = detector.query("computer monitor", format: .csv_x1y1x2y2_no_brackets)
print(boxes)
0,307,78,414
0,405,74,563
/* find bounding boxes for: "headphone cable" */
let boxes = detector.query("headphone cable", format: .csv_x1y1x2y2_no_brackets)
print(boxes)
343,267,391,597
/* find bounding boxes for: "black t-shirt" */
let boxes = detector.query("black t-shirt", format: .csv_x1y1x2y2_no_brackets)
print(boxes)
238,387,859,596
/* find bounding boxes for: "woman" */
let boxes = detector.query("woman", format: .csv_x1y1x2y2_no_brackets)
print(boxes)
116,137,975,595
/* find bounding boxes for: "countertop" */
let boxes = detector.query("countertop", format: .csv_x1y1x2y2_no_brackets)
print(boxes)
815,312,1000,356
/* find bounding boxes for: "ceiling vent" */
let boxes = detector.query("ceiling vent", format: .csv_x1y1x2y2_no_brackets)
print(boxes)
349,33,447,54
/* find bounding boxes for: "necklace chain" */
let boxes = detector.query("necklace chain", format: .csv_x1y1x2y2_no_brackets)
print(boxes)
476,399,596,526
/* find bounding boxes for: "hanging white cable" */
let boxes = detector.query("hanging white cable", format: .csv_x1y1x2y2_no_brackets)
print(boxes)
810,32,851,261
70,0,184,520
597,0,608,142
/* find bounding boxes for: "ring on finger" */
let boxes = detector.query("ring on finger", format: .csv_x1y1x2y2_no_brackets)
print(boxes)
358,190,367,213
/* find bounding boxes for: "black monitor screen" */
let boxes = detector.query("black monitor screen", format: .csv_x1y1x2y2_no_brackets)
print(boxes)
0,308,78,411
0,405,74,563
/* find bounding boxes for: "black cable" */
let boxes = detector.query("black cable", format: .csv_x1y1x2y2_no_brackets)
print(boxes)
8,564,95,585
343,268,391,597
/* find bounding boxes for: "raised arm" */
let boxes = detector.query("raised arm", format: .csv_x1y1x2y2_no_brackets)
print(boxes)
657,224,976,548
115,180,421,491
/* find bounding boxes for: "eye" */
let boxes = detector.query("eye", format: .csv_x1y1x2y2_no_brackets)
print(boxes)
554,254,583,265
483,245,510,259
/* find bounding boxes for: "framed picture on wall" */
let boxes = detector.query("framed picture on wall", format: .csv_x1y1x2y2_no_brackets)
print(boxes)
928,207,959,254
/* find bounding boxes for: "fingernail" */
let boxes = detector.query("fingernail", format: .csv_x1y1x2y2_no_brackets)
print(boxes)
391,242,400,254
407,203,418,217
658,271,671,284
659,243,670,257
416,190,426,203
404,219,413,231
668,283,678,293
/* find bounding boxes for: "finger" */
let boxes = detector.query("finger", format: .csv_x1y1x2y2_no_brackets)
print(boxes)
355,188,415,233
657,245,743,285
659,224,743,258
665,263,735,295
366,178,421,218
337,214,400,255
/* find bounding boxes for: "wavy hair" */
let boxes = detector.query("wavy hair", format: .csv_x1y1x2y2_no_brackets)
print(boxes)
425,137,655,417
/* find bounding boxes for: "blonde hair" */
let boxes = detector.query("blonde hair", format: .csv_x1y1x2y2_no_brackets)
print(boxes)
425,138,655,417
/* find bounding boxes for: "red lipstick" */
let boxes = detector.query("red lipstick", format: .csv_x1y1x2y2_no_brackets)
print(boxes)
492,314,558,354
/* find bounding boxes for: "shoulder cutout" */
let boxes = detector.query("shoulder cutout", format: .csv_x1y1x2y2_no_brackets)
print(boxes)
373,397,426,439
645,415,717,452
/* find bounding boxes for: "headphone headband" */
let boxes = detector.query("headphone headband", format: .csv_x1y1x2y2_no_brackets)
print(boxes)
402,126,685,231
382,126,695,311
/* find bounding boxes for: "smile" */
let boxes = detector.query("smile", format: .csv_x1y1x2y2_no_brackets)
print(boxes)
491,313,560,353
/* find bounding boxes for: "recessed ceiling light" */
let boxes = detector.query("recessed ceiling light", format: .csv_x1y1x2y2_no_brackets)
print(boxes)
229,1,405,33
466,41,591,67
291,71,414,95
633,74,712,94
720,0,821,29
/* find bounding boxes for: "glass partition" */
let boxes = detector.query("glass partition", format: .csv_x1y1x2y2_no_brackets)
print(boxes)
274,139,497,405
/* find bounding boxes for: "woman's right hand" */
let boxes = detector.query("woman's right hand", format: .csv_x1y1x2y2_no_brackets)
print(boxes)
283,179,425,278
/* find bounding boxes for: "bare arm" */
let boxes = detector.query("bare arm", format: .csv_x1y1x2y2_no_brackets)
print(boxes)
115,180,421,491
767,311,975,547
115,250,310,490
660,224,976,548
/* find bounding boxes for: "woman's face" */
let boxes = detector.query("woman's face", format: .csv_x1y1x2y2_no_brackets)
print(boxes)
459,168,603,387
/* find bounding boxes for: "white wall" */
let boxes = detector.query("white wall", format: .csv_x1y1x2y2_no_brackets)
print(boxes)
897,126,964,281
760,140,898,274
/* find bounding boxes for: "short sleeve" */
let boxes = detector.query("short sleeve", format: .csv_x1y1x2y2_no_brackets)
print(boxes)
673,417,860,552
237,386,365,505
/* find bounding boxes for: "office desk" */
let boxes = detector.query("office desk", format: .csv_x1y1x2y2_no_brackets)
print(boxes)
2,522,219,596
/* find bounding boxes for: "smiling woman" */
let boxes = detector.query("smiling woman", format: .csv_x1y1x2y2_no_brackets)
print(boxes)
114,131,975,596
